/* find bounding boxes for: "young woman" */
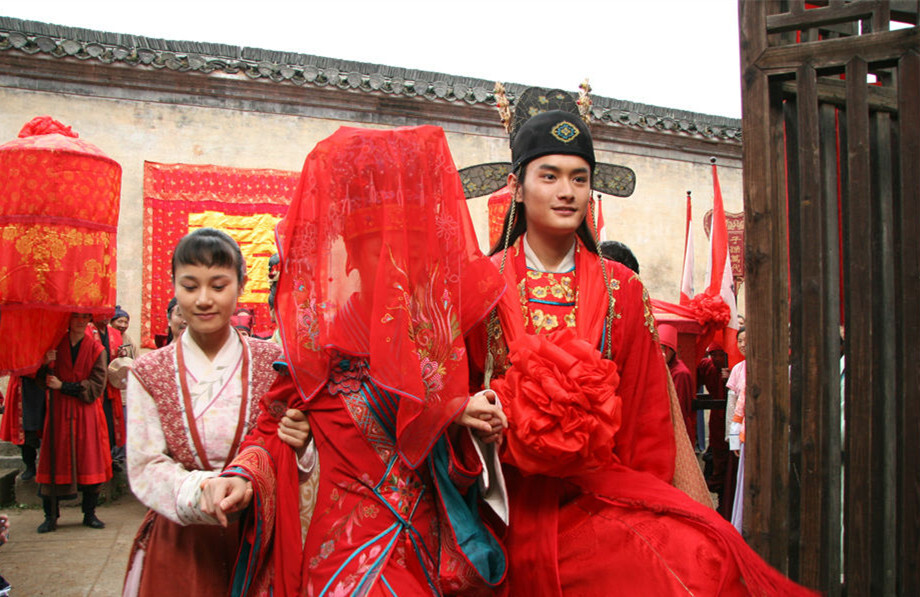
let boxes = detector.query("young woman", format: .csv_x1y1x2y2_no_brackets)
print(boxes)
727,327,747,532
34,312,111,533
201,126,508,596
123,228,312,597
475,110,816,595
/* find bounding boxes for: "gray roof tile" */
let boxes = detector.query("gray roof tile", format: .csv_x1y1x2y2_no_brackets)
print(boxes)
0,16,742,142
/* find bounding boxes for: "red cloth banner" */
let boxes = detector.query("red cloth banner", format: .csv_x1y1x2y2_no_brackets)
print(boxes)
0,117,121,375
142,162,298,347
680,192,695,305
487,186,512,249
703,209,744,284
702,164,741,366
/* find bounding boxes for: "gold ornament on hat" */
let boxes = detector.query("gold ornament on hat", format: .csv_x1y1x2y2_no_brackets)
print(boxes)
577,78,593,123
494,82,513,134
463,83,635,200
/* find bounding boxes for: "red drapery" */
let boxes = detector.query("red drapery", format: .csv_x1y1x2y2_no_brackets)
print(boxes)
141,162,298,347
0,117,121,375
487,186,512,249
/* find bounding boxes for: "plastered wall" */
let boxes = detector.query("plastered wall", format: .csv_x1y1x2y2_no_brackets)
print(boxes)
0,87,744,346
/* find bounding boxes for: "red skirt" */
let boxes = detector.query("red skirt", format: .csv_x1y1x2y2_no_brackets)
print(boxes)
502,466,818,596
557,493,748,596
126,510,242,597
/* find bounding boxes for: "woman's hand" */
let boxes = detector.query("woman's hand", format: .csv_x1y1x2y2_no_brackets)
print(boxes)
45,375,63,390
278,409,312,458
43,349,56,365
455,390,507,445
199,476,253,527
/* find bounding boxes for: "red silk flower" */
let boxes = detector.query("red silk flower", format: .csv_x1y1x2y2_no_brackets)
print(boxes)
491,329,622,478
688,293,731,328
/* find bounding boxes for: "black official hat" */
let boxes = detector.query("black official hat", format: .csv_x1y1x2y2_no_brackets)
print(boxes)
457,86,636,199
511,109,596,172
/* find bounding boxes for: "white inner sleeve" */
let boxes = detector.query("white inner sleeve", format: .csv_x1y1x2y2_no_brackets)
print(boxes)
468,391,509,525
176,469,220,525
296,439,318,480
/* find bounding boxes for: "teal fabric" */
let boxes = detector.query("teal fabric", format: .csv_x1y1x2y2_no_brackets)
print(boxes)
430,437,506,585
227,467,262,597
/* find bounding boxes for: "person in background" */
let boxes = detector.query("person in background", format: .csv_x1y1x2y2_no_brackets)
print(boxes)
726,326,747,532
0,373,45,481
229,307,254,338
165,296,187,345
123,228,312,597
659,323,697,449
697,339,736,518
0,514,10,595
598,239,639,274
110,306,137,358
266,285,280,344
35,312,111,533
264,253,281,343
92,312,127,466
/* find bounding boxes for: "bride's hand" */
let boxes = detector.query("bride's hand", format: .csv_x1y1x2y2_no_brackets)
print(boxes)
454,390,507,445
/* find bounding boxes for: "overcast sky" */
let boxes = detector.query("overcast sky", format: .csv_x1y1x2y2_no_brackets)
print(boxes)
2,0,743,118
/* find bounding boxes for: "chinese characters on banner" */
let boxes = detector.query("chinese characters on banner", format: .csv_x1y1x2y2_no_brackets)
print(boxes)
704,209,745,291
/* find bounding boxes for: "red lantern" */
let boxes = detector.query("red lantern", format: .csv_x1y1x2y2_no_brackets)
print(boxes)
0,116,121,374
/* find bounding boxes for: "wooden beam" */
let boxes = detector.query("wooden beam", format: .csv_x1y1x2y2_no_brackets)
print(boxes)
757,27,920,74
843,56,875,597
793,63,824,589
779,77,898,112
896,48,920,597
817,100,842,596
891,0,920,23
869,0,892,32
766,1,880,33
739,0,793,571
870,107,898,596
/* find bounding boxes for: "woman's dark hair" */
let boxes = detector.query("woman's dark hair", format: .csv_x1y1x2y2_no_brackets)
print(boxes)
488,162,599,256
171,227,246,284
166,296,178,344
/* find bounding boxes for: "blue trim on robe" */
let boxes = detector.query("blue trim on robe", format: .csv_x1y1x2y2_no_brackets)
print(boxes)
429,437,507,586
526,298,576,307
226,465,265,597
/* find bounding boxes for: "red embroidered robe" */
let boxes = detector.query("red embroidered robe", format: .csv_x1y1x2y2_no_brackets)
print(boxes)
36,329,110,492
472,239,816,596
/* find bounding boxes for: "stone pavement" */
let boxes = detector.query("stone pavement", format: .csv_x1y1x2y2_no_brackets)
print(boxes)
0,471,147,596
